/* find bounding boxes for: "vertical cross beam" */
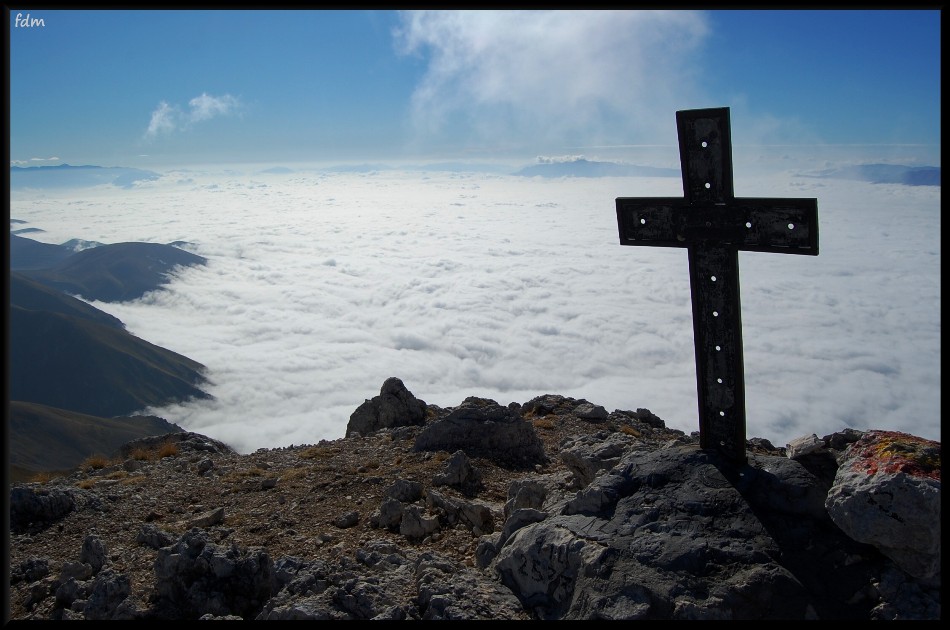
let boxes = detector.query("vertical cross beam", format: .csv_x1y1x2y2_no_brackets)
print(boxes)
616,108,818,463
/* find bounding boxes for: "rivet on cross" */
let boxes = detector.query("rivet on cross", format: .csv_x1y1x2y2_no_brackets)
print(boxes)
616,107,819,463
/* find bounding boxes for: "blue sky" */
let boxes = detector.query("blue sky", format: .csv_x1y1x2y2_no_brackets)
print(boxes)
8,9,942,168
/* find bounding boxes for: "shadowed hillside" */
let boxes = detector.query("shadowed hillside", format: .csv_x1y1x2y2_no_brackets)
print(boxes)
18,240,207,302
9,163,160,189
11,272,125,330
10,273,213,421
9,304,212,418
8,242,211,482
9,233,77,270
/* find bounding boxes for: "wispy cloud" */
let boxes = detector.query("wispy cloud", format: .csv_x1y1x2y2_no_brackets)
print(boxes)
143,93,242,140
393,10,709,152
145,101,180,139
188,93,241,123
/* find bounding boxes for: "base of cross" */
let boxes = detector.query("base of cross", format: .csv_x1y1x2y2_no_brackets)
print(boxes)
616,107,818,465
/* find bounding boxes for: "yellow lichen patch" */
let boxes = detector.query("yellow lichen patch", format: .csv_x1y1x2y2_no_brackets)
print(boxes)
849,430,940,480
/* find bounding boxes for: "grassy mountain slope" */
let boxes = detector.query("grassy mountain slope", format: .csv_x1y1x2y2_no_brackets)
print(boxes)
7,402,185,481
11,272,125,330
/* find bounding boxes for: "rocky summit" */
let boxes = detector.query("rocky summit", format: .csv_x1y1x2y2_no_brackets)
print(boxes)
6,378,941,620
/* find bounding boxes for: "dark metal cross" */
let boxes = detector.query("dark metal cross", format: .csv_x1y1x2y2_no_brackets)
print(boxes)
616,107,818,463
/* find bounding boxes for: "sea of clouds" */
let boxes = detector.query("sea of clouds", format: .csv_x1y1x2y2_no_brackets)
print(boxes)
9,165,940,453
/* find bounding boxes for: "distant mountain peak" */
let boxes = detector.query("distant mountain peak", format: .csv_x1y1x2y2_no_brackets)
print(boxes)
10,163,161,188
514,158,679,179
801,163,940,186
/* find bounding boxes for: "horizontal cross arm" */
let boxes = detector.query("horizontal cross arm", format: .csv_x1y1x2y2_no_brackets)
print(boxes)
616,197,818,255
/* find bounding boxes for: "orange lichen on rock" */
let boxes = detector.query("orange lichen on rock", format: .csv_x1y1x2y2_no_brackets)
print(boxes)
848,430,940,481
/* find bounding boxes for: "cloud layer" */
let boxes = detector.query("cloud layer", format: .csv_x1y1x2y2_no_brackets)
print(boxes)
144,93,241,140
10,168,941,454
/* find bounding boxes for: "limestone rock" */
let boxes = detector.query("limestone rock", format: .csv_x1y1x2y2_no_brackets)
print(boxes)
10,486,80,534
151,529,275,619
346,377,427,437
432,450,483,495
119,431,236,458
559,430,637,487
413,397,546,469
786,433,824,458
574,402,609,421
825,430,941,579
492,444,886,619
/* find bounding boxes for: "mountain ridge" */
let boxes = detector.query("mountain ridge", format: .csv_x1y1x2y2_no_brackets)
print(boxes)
17,240,207,302
802,163,940,186
10,163,161,189
8,235,213,477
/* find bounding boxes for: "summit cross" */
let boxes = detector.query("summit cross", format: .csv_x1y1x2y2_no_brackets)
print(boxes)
615,107,819,463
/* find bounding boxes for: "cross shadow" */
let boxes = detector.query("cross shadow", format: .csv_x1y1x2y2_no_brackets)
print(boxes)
704,448,888,620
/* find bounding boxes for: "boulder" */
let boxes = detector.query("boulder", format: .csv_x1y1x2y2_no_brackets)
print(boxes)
346,377,427,437
9,486,80,534
413,397,546,469
151,529,275,620
432,450,483,495
825,430,941,579
491,444,890,620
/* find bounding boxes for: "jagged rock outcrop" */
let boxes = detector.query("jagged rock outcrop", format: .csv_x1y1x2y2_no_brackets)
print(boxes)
9,487,81,535
345,377,428,437
413,397,547,469
257,541,529,620
490,445,855,619
118,431,237,459
150,529,275,620
7,383,941,620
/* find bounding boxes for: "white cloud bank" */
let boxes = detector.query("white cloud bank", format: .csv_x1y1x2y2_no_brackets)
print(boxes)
393,10,710,152
9,168,940,454
144,93,241,140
